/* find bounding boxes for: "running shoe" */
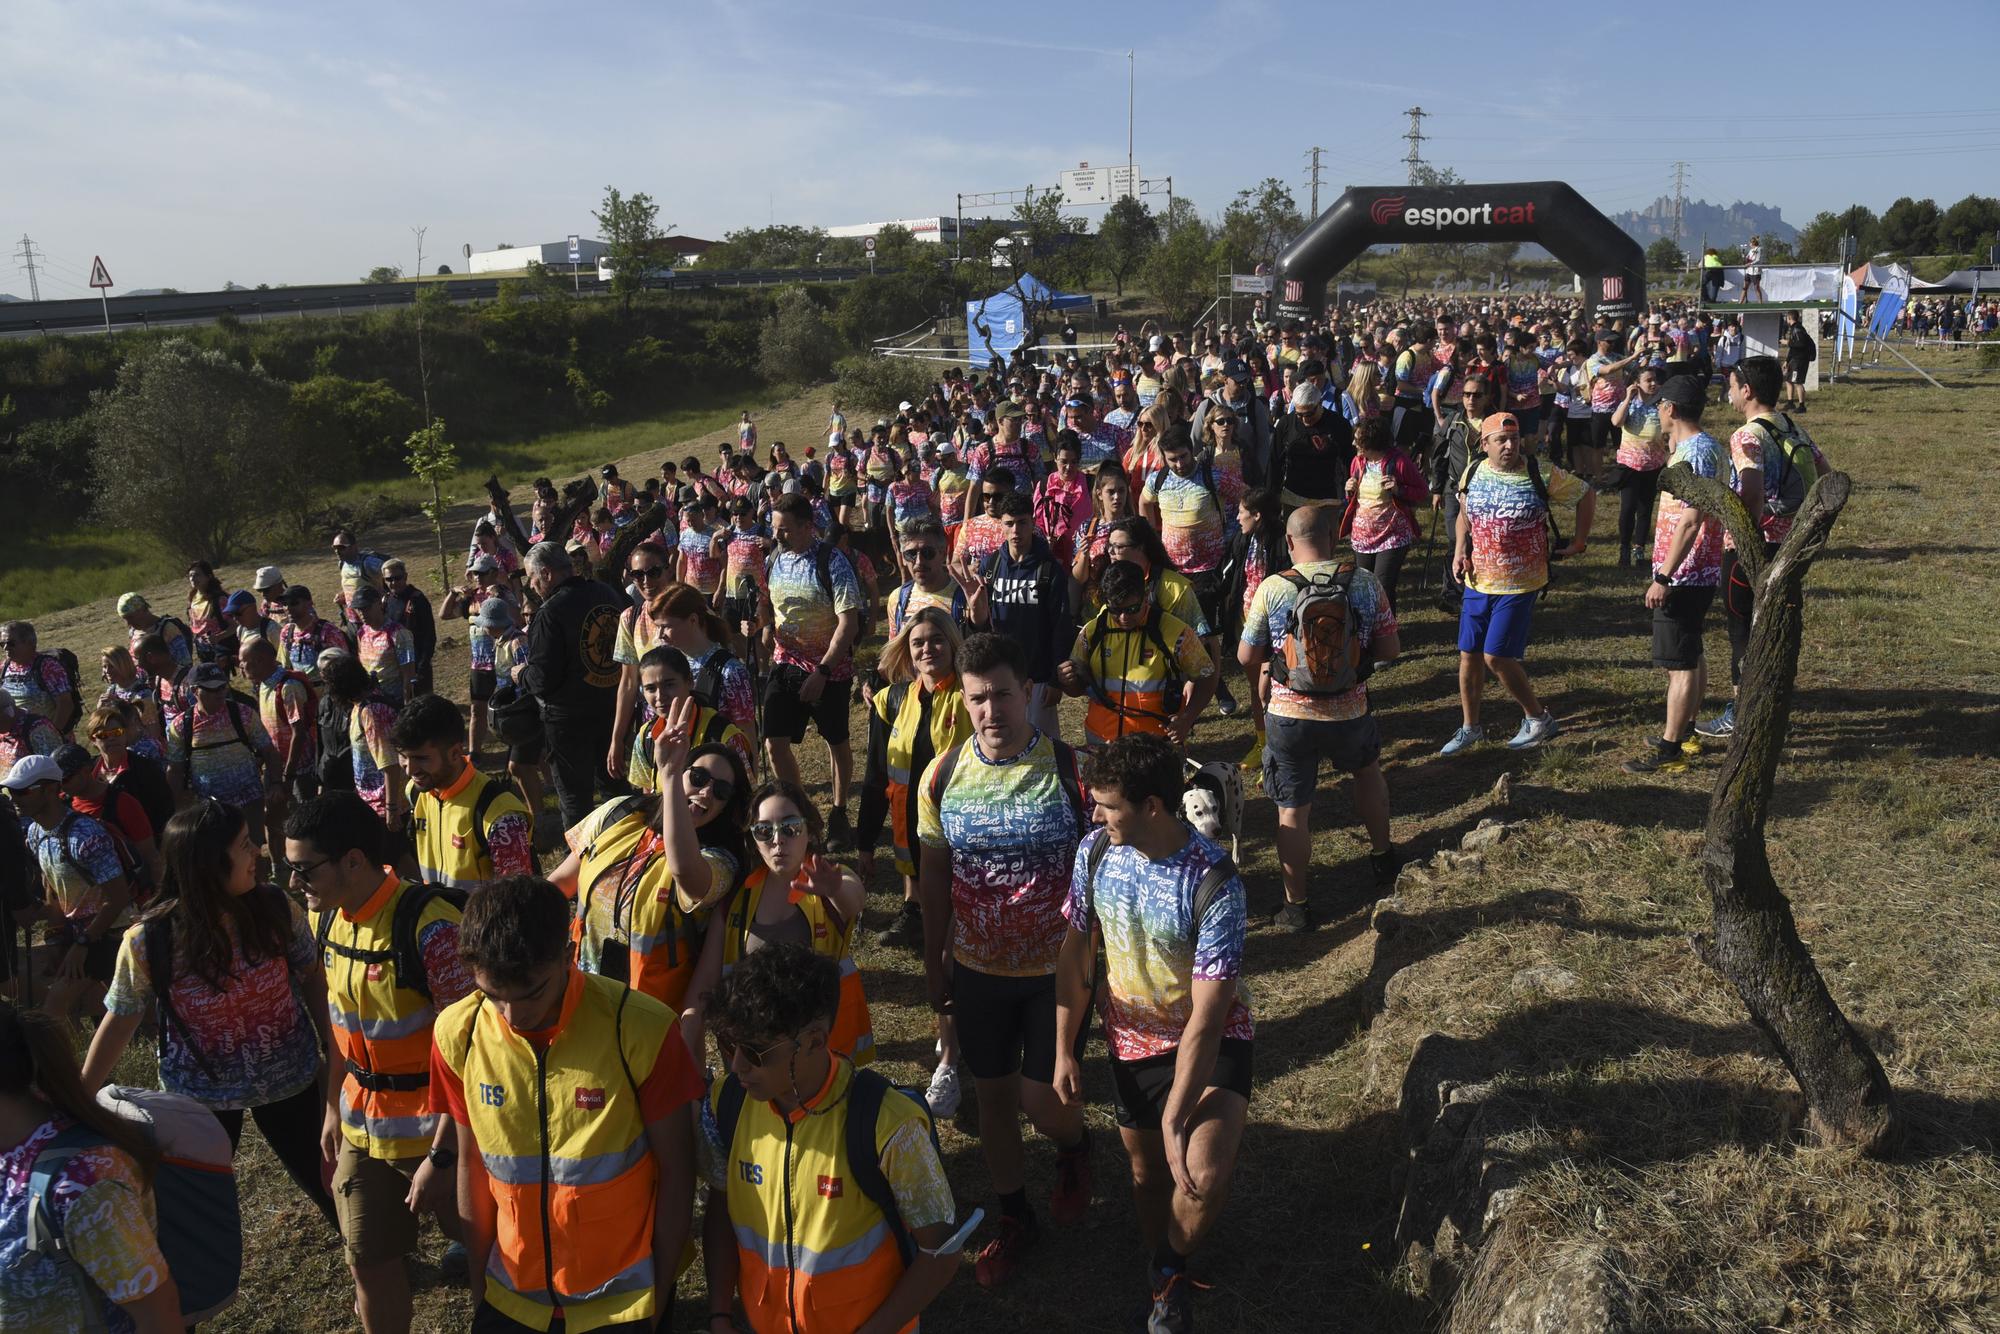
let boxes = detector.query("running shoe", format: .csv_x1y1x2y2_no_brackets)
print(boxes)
1049,1134,1093,1225
1215,680,1239,718
874,901,922,950
1148,1270,1207,1334
1439,725,1483,756
1370,847,1403,888
438,1241,468,1281
1621,740,1687,775
925,1061,962,1120
1274,900,1314,933
974,1215,1040,1288
1694,702,1736,739
1507,712,1558,750
824,807,854,853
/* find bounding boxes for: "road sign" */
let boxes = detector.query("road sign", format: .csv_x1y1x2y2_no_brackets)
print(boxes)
1230,273,1274,295
566,234,581,262
88,256,113,288
864,236,876,255
1057,165,1139,206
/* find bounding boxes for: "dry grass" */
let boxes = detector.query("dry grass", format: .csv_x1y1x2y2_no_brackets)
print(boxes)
68,368,2000,1332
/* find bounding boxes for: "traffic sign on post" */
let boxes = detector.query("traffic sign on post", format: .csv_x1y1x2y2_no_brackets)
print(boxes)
865,235,875,274
567,234,581,292
89,255,113,333
566,234,581,262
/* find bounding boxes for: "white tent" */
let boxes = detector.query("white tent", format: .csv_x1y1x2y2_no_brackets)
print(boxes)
1849,261,1913,291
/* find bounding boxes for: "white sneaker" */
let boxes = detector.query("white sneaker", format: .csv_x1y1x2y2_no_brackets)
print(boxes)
925,1061,963,1119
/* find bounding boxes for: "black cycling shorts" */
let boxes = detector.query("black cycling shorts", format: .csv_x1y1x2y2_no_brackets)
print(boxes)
952,966,1087,1085
1110,1036,1254,1130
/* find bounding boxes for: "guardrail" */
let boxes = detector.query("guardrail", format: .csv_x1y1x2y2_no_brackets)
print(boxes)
0,267,877,336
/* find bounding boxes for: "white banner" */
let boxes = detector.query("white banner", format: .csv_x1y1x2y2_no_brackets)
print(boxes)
1230,274,1273,294
1713,264,1841,304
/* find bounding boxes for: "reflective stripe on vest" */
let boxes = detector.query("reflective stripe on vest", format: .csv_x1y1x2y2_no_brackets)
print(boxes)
436,972,673,1332
411,768,530,889
717,1060,910,1331
575,808,704,1010
314,881,458,1159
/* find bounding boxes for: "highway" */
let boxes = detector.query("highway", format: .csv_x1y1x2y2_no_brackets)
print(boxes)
0,267,874,339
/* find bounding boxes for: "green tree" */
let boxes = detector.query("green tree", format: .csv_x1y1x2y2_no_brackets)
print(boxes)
1797,205,1878,263
869,224,922,270
1647,237,1686,272
1096,196,1159,296
1410,164,1464,189
1000,190,1091,290
91,339,297,563
758,287,844,384
1141,207,1214,328
1938,194,2000,255
705,224,829,270
1877,197,1941,255
404,417,457,592
1214,178,1303,273
594,185,670,315
364,266,403,283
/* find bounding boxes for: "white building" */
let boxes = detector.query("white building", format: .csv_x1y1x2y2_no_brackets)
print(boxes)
824,217,998,245
469,239,610,275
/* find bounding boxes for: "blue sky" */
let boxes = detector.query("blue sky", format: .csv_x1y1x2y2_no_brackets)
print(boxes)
5,0,1998,296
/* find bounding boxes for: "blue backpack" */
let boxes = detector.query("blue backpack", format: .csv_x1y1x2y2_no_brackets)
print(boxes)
27,1086,242,1326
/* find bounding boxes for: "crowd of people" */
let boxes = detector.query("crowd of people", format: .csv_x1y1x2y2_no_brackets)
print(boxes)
0,289,1832,1334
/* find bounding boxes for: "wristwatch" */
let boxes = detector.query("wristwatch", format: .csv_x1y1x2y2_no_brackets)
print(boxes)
426,1143,457,1170
1653,572,1672,587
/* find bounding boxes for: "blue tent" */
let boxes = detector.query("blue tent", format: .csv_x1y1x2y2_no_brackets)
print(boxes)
965,273,1092,370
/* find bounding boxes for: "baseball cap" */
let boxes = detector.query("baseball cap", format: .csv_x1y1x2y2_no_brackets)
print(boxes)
897,400,913,412
51,743,94,780
281,584,314,605
191,663,229,690
1147,335,1164,351
0,754,62,790
997,401,1025,420
115,592,149,616
474,597,515,632
469,554,503,576
253,566,285,591
351,586,384,610
224,590,257,614
601,464,618,477
935,440,956,455
1223,359,1251,383
1479,412,1523,439
315,647,348,675
1656,375,1705,414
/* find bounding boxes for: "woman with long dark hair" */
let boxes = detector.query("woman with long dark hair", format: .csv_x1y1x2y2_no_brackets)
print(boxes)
184,561,231,661
0,999,182,1331
79,800,338,1229
552,698,751,1009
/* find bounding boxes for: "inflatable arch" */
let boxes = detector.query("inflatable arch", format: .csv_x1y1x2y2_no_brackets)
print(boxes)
1273,181,1647,325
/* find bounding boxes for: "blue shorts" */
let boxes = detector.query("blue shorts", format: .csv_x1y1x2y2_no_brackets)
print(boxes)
1458,589,1538,660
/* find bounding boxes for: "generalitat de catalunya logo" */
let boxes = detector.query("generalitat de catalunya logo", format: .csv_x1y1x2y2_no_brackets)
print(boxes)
1373,196,1536,228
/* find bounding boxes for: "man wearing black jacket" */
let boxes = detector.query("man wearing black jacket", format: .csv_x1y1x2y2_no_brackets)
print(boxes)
1267,382,1355,511
514,542,623,829
967,493,1072,737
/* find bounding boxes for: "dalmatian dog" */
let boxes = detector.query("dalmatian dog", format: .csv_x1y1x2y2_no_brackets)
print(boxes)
1181,758,1242,861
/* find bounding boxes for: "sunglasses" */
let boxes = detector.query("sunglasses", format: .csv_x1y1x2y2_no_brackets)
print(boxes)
982,491,1005,503
282,854,337,883
685,767,735,803
733,1033,798,1066
750,816,808,845
1108,599,1146,618
629,566,667,581
902,547,939,562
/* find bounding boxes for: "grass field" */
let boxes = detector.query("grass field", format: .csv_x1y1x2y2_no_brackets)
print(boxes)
64,365,2000,1332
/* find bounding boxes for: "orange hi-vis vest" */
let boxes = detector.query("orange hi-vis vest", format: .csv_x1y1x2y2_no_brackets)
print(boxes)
314,871,461,1159
720,869,875,1067
434,970,676,1333
715,1059,924,1334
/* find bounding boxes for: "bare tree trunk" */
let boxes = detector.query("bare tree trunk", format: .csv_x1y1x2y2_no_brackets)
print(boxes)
1659,463,1899,1155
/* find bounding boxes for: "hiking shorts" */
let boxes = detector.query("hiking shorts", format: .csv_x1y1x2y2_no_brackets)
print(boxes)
332,1140,422,1266
953,966,1086,1085
468,668,497,703
1263,713,1383,810
1651,584,1716,670
1111,1037,1254,1131
1459,589,1538,660
1787,358,1810,385
763,665,852,746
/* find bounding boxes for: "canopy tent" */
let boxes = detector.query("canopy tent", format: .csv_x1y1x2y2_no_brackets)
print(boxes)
1849,261,1914,290
965,273,1092,370
1921,267,2000,294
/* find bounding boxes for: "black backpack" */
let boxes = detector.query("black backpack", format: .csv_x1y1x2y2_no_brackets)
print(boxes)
404,772,529,868
712,1066,942,1266
316,696,355,794
106,751,176,844
1079,832,1238,943
691,647,737,714
51,809,153,911
40,652,85,734
315,881,470,1001
174,692,261,785
927,735,1085,837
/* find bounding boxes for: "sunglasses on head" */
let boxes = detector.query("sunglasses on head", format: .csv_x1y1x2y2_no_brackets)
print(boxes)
750,816,808,845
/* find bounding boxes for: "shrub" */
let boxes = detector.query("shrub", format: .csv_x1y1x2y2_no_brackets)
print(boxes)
830,354,938,418
288,373,422,475
758,287,844,385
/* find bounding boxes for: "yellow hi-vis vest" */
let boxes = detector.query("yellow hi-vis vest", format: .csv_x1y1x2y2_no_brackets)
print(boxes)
874,675,971,878
407,762,532,889
434,970,676,1333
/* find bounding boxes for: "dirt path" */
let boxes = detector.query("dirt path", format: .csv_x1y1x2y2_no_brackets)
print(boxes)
31,388,838,679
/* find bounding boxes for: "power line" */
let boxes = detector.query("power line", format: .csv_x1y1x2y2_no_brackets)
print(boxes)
1403,106,1427,184
1671,160,1688,251
13,235,41,303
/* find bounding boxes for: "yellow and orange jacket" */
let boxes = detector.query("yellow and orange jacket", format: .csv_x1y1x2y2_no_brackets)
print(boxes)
718,869,875,1068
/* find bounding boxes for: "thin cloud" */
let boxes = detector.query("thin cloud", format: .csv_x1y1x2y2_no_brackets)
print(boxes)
856,15,1125,58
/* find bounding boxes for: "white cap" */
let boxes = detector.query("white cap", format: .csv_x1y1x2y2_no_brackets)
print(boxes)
897,400,913,411
0,754,62,790
253,565,285,590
